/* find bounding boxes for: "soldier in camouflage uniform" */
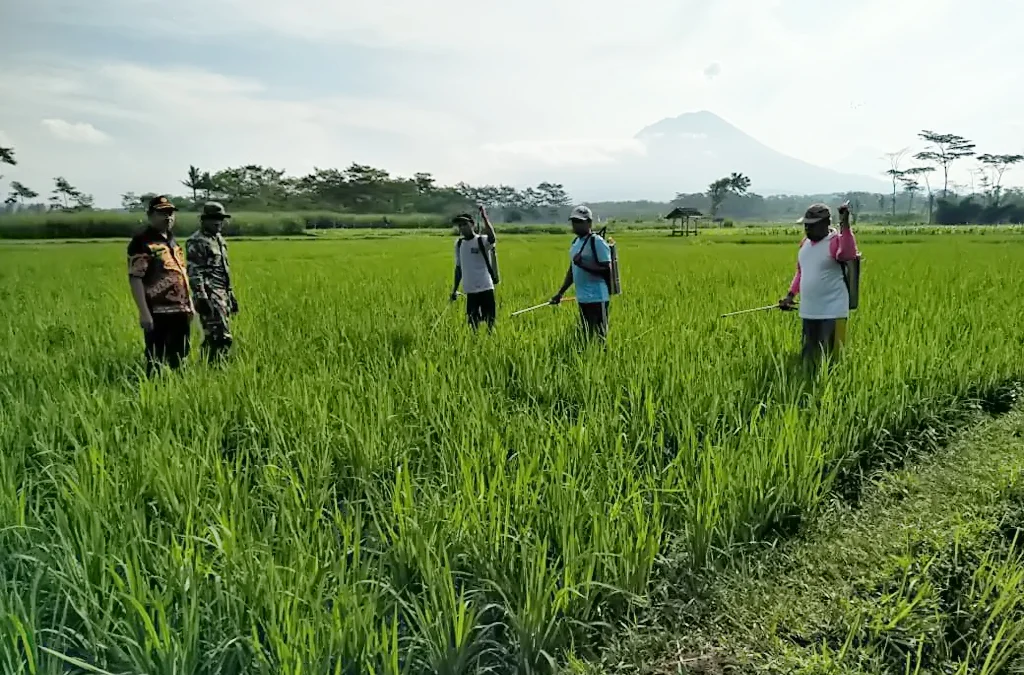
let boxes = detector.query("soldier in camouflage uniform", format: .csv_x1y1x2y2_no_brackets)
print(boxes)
186,202,238,362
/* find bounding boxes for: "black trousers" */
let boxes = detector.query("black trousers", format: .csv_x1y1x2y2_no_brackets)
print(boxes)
466,289,496,331
801,318,847,366
145,312,191,373
578,301,610,340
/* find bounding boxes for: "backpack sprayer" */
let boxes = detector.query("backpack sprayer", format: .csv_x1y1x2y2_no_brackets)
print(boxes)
595,226,621,296
836,203,862,310
474,203,500,284
841,254,861,310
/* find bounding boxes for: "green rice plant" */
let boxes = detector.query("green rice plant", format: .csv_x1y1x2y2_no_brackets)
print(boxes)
1,234,1023,673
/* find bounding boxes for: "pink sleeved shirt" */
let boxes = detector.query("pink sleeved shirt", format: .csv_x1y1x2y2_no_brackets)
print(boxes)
788,228,858,296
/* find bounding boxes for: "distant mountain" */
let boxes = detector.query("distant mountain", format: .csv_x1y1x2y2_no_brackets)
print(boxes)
536,111,889,202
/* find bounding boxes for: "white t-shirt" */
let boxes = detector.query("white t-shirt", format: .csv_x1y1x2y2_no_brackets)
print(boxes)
798,232,849,319
455,236,495,294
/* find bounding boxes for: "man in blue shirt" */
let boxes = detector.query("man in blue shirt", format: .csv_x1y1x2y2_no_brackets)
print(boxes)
550,205,612,339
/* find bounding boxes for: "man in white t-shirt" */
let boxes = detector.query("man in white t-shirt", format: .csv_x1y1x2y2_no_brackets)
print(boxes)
450,205,498,331
779,201,860,367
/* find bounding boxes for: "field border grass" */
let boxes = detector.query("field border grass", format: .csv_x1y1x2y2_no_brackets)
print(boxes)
4,225,1024,248
3,208,1024,241
571,395,1024,675
0,210,453,239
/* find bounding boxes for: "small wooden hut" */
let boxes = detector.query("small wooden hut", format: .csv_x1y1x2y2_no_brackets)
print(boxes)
666,207,703,236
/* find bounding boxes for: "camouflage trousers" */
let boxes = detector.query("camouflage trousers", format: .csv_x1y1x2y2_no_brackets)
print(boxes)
198,309,233,362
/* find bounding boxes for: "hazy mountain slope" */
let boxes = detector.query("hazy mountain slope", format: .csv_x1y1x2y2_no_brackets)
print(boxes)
532,111,889,201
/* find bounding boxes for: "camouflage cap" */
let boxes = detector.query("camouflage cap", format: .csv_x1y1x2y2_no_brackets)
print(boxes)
201,201,231,219
146,195,176,213
797,203,831,225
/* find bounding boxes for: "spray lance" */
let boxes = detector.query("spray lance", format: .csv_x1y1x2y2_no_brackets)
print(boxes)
720,303,798,318
429,292,463,333
511,297,577,317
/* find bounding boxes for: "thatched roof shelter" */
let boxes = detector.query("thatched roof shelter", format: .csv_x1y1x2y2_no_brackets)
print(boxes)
666,207,703,236
666,207,703,219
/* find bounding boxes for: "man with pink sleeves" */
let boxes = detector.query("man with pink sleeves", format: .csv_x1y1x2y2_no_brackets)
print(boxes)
779,201,859,366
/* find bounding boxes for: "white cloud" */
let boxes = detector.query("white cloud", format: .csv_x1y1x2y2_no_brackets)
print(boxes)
5,0,1024,204
205,0,1022,171
41,119,111,144
0,59,475,205
34,0,704,51
86,63,470,141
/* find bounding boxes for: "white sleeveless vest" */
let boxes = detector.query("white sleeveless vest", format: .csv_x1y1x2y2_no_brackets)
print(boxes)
798,232,849,319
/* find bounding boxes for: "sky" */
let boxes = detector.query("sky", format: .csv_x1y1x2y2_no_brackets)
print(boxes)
2,0,1021,207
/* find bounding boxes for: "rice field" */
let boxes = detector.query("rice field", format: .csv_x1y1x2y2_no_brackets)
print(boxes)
1,232,1023,674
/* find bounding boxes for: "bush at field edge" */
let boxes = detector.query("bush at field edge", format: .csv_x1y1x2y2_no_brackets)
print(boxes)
0,211,454,239
5,211,1024,241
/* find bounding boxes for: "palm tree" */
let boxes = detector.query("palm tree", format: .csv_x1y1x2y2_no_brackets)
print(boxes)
729,172,751,195
182,165,202,204
0,146,15,181
200,171,215,200
9,181,38,205
707,177,732,218
707,173,752,219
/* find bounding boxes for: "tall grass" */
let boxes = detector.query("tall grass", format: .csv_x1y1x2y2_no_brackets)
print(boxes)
0,211,452,240
0,235,1022,673
6,210,1024,241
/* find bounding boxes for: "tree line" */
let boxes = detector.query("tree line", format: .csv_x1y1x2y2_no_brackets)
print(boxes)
160,163,575,221
879,130,1024,225
653,129,1024,225
2,146,97,211
3,130,1023,225
0,148,577,222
